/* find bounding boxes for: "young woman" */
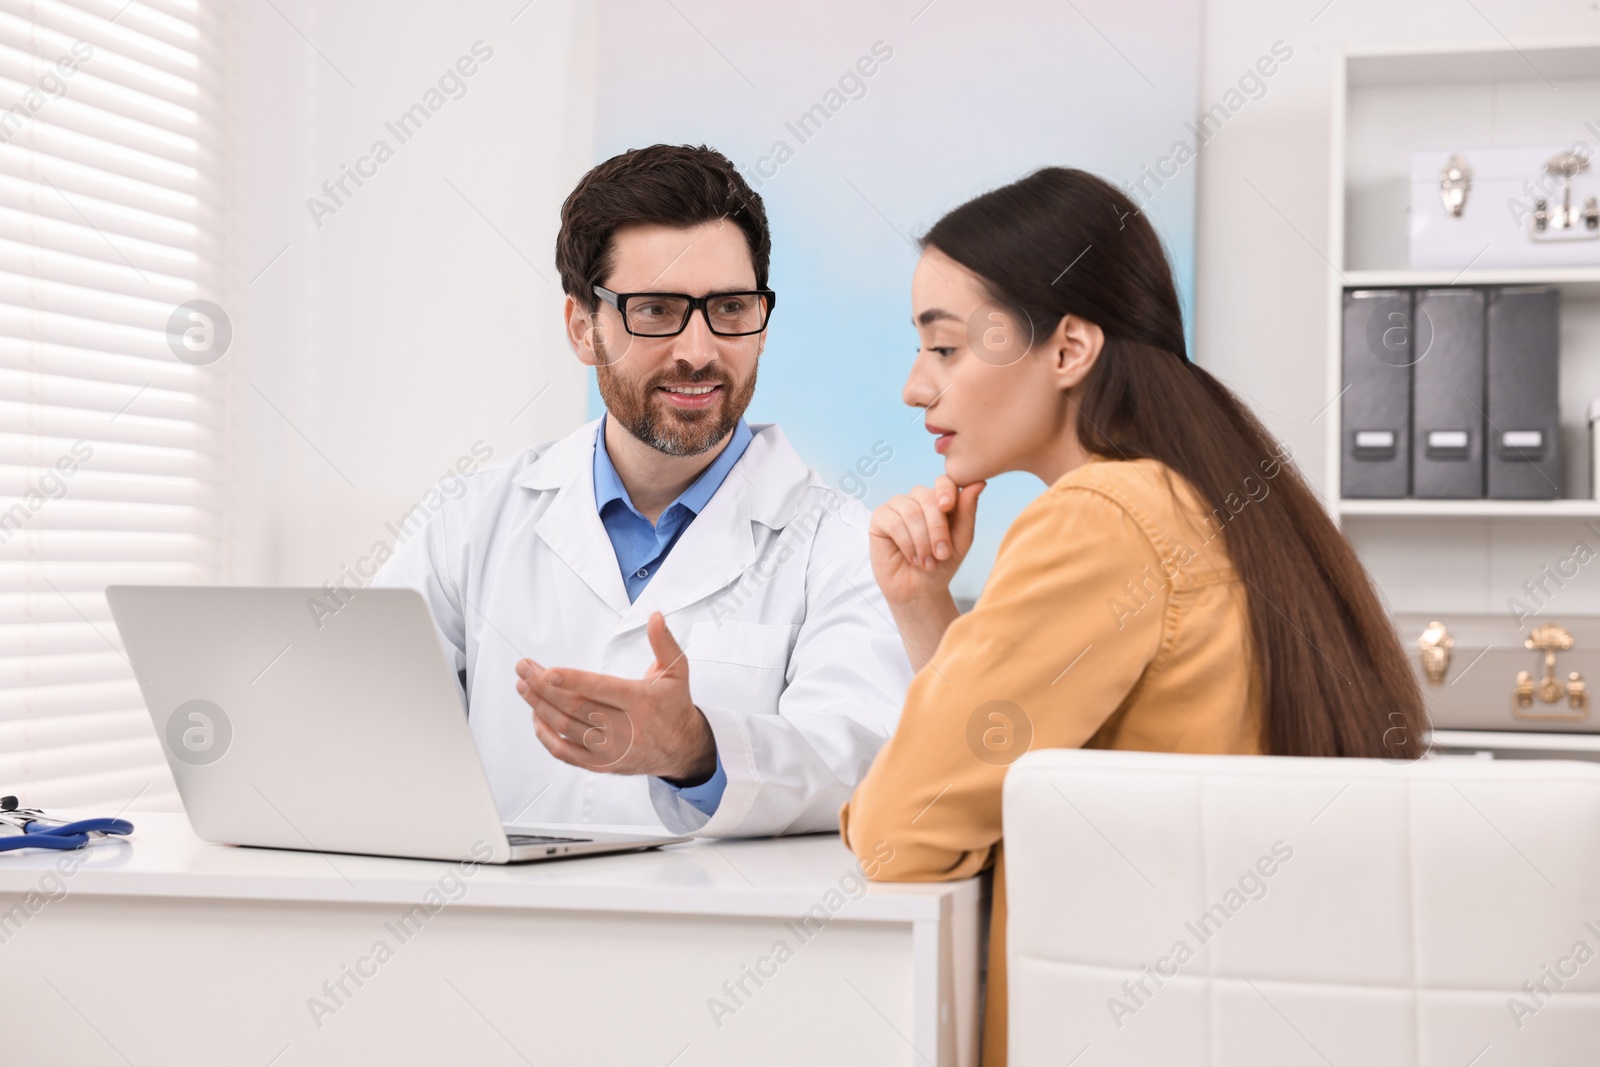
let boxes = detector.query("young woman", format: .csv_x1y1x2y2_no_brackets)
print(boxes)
838,167,1425,1067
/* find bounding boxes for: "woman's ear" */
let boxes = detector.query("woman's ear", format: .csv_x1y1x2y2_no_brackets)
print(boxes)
563,294,601,368
1047,313,1105,392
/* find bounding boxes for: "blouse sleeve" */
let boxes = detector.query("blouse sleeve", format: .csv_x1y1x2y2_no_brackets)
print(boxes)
839,482,1169,881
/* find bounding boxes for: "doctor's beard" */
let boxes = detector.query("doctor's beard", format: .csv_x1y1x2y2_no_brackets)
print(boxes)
594,352,758,457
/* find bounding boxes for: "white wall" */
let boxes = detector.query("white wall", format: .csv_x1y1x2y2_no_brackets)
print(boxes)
222,0,595,587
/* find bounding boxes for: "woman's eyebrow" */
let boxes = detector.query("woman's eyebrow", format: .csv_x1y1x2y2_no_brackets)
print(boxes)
914,308,961,326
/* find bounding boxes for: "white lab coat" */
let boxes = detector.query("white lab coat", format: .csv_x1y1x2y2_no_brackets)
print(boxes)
372,419,912,838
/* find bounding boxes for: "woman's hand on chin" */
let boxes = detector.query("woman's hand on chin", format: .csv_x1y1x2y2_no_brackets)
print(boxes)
868,476,985,668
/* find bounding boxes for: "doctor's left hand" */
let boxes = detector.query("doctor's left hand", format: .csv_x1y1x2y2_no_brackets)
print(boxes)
514,612,717,785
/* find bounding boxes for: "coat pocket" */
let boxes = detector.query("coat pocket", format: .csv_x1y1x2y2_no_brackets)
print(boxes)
685,620,797,712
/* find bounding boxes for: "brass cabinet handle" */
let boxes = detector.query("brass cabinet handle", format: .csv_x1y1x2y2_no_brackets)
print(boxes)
1418,620,1453,686
1513,624,1589,721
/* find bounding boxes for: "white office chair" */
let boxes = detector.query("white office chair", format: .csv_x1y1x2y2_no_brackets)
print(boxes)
1002,749,1600,1066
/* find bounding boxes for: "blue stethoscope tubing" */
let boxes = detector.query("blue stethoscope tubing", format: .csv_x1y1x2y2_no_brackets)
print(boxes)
0,817,134,852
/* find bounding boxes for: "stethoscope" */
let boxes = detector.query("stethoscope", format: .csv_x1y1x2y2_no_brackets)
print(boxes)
0,795,133,852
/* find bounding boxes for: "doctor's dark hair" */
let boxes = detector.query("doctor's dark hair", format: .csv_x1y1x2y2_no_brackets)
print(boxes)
921,167,1426,761
555,144,771,311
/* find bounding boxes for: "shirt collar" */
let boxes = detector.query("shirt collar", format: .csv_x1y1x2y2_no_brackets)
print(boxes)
592,413,754,521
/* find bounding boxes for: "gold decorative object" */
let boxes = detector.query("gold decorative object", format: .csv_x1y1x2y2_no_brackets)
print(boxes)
1418,620,1453,686
1513,623,1589,721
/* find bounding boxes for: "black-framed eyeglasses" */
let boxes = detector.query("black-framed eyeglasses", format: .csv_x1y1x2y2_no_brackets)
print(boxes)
592,285,776,337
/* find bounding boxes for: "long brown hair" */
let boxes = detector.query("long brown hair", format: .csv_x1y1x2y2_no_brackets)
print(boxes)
923,167,1425,760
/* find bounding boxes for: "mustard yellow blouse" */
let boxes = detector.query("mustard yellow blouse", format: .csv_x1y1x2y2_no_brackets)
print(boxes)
840,456,1264,1067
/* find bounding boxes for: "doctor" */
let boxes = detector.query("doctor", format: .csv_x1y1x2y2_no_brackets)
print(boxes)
374,144,912,837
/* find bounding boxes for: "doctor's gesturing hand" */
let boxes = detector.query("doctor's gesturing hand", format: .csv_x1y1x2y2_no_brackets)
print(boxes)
869,473,985,671
513,612,717,785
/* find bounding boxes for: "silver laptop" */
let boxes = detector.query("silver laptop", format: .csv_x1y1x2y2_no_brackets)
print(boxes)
105,586,691,864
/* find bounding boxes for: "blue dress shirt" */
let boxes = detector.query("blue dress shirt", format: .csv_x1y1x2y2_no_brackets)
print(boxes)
592,414,754,817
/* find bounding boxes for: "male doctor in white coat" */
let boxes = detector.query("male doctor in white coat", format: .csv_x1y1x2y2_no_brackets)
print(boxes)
374,144,913,838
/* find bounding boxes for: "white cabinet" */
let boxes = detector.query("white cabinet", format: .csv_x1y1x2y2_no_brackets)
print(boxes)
1327,44,1600,616
1327,46,1600,758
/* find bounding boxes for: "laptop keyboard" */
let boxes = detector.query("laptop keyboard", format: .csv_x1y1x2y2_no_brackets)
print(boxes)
506,833,592,845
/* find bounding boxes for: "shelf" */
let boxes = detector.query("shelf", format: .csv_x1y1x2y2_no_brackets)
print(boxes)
1340,499,1600,519
1342,268,1600,300
1346,43,1600,89
1430,729,1600,755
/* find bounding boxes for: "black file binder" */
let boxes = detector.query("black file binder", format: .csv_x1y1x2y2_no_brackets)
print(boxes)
1486,287,1561,500
1412,288,1485,498
1341,289,1412,498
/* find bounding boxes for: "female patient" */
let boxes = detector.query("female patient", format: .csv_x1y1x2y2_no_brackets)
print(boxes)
839,168,1425,1067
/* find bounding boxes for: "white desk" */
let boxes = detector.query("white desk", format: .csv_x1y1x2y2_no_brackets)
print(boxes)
0,813,981,1066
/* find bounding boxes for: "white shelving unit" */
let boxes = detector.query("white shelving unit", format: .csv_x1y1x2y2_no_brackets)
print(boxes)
1431,729,1600,763
1341,498,1600,519
1328,44,1600,760
1326,43,1600,523
1342,267,1600,300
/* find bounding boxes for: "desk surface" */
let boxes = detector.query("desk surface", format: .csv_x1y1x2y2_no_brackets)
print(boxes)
0,812,973,923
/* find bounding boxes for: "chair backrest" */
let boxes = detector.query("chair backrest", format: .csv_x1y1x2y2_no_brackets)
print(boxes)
1002,749,1600,1067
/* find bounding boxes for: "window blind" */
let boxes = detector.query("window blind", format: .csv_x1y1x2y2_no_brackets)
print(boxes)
0,0,217,812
